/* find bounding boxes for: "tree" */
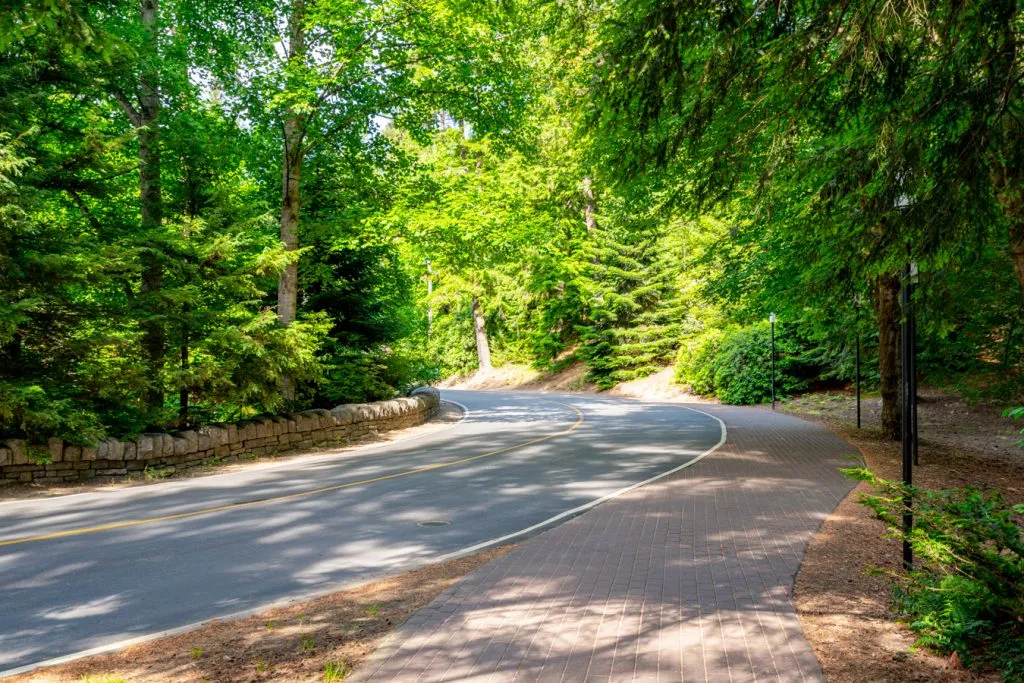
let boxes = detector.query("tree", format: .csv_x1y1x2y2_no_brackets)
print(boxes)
588,0,1024,438
220,0,527,399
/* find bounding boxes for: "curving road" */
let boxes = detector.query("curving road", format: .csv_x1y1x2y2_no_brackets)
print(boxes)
0,390,724,675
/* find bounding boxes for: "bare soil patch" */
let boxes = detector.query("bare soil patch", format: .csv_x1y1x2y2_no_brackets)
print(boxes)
784,389,1023,682
442,361,714,403
0,402,464,503
12,546,512,683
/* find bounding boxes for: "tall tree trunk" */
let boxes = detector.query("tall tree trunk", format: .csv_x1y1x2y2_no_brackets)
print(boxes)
992,176,1024,305
1011,223,1024,306
426,259,433,335
992,164,1024,304
874,273,902,440
178,320,189,429
472,294,492,370
583,176,597,234
583,176,602,311
278,0,306,402
138,0,165,412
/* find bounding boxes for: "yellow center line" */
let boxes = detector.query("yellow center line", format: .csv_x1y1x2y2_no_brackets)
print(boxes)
0,402,585,549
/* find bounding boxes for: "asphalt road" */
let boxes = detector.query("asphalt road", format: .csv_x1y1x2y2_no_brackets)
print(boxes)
0,389,724,674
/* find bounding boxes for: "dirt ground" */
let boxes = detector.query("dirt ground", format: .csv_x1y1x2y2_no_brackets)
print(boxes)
784,389,1023,682
0,403,464,502
441,361,715,404
12,546,512,683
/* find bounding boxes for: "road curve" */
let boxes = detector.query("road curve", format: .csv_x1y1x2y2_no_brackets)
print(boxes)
0,390,724,675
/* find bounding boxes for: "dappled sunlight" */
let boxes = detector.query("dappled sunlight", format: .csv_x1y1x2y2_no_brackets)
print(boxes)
0,390,853,673
355,399,858,681
39,595,126,621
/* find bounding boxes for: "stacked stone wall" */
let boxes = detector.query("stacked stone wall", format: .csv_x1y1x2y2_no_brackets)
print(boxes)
0,388,441,485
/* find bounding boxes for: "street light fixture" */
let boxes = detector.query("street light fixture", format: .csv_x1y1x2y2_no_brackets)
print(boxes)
769,312,776,410
854,293,863,429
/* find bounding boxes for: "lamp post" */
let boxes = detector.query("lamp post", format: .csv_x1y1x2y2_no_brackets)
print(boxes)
910,263,919,468
769,312,776,410
900,261,919,570
854,293,863,429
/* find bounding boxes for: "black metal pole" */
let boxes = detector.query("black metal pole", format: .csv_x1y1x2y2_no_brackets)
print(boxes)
910,293,919,466
770,319,776,410
856,304,861,429
900,264,914,570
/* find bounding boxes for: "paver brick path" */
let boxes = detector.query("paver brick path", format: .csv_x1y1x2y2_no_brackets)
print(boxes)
356,404,859,682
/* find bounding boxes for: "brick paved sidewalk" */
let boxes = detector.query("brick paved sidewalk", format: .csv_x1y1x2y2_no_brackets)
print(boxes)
355,404,858,682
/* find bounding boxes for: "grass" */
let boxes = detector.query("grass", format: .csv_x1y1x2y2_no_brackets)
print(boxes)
190,646,202,660
79,676,126,683
301,636,315,653
143,466,172,481
323,660,351,681
361,603,379,617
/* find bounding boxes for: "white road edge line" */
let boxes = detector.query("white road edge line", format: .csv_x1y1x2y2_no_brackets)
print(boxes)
0,401,722,679
433,403,727,563
0,399,470,509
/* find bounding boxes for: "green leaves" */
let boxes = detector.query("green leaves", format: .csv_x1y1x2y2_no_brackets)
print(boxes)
1005,407,1024,448
846,469,1024,677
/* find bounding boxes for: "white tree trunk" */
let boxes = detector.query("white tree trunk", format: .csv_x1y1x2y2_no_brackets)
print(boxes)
583,176,596,233
472,294,492,370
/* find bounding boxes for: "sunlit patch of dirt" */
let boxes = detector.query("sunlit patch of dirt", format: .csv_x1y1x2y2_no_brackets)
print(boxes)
441,361,716,404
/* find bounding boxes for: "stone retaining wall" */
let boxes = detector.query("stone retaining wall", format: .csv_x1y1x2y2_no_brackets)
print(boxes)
0,388,441,485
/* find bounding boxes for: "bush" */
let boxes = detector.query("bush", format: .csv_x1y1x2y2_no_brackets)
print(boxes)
1005,407,1024,447
846,468,1024,679
675,323,813,404
674,328,724,395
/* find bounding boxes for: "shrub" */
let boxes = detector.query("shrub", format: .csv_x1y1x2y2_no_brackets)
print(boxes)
676,323,814,404
1005,407,1024,447
674,328,724,395
845,468,1024,679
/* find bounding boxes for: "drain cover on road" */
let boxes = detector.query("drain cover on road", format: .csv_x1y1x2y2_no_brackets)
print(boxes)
417,520,451,527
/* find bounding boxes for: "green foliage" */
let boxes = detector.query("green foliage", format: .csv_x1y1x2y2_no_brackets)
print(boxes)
2,0,1021,463
576,217,687,388
674,329,724,396
77,675,126,683
846,468,1024,678
1006,407,1024,448
323,660,350,681
675,324,816,405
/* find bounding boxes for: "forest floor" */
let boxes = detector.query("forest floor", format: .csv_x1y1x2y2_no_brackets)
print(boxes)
10,547,513,683
0,403,464,502
782,388,1023,683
